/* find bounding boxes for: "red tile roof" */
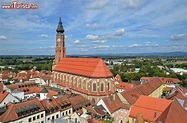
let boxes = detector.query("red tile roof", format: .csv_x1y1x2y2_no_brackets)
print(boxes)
40,98,61,115
121,87,144,105
55,95,71,110
0,83,3,92
116,82,133,90
69,95,92,110
1,74,9,80
138,77,163,95
54,58,113,78
121,77,163,105
0,91,9,103
165,98,187,123
0,99,44,123
102,96,121,114
130,95,172,122
141,77,181,84
7,82,58,96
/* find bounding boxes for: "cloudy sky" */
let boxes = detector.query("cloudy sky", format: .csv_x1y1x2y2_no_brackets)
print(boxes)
0,0,187,55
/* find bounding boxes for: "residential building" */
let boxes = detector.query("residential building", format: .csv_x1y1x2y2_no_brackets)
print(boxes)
97,94,130,123
115,74,133,92
129,95,172,123
0,99,45,123
165,98,187,123
0,91,20,107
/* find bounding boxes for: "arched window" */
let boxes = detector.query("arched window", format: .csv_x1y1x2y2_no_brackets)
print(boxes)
78,80,81,88
93,83,96,91
82,81,85,89
107,83,110,91
100,83,104,91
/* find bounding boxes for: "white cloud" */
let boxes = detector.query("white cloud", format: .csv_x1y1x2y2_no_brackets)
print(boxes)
105,28,125,40
145,42,158,47
115,28,125,36
94,45,110,49
92,40,106,43
0,36,7,40
86,35,106,43
86,35,99,40
170,34,187,41
128,43,141,47
74,40,80,44
39,34,48,38
86,0,109,9
86,23,99,28
121,0,145,9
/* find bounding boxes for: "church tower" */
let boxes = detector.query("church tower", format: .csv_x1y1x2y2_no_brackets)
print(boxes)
53,17,66,69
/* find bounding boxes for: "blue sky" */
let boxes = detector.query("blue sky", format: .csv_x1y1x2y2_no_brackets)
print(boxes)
0,0,187,55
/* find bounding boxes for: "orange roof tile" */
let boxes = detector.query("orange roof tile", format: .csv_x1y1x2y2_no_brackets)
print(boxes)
0,83,3,92
54,58,113,78
121,87,144,105
116,82,133,90
130,95,172,122
40,98,61,114
0,91,9,103
141,77,181,84
158,77,181,84
47,90,58,97
102,96,121,114
165,98,187,123
69,95,91,110
0,99,44,123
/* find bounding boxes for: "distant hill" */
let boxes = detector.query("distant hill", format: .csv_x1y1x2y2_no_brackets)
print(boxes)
74,51,187,57
1,52,187,57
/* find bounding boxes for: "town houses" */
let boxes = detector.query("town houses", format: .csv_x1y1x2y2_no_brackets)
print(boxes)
0,18,186,123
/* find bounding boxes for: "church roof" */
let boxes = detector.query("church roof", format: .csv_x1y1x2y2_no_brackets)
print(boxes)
54,58,113,78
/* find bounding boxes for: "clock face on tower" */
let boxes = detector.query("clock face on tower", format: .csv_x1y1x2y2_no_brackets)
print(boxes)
57,38,61,42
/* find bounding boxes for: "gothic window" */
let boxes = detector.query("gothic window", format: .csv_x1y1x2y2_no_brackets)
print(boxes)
107,83,110,91
82,80,85,89
73,78,76,86
93,83,96,91
100,83,104,91
78,80,81,88
67,76,69,82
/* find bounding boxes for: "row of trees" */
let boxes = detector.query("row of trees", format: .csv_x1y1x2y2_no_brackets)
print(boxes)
110,59,187,87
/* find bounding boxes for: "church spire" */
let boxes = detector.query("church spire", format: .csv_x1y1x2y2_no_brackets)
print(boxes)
56,17,64,33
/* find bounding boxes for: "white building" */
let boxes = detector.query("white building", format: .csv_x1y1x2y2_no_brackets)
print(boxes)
0,91,20,107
